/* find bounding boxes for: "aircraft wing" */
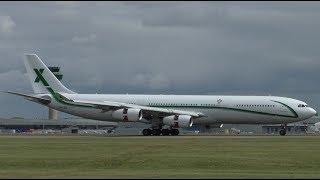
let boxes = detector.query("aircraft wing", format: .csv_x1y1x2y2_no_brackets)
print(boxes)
72,99,205,118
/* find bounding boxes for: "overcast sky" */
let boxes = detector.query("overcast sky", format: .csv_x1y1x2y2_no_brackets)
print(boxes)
0,1,320,118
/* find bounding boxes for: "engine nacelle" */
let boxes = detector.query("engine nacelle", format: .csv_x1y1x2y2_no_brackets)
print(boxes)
163,115,193,128
112,108,142,122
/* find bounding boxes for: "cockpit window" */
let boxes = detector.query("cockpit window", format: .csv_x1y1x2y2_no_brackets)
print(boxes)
298,104,308,108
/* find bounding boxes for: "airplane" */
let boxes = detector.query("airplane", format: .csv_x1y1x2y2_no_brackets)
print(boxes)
4,54,317,136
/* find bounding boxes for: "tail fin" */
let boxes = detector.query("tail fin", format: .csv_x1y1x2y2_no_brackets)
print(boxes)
24,54,75,94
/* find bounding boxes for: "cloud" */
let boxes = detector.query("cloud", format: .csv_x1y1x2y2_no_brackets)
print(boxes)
0,15,15,35
54,1,80,7
1,2,320,117
130,73,170,90
137,3,226,28
71,34,97,44
0,70,30,91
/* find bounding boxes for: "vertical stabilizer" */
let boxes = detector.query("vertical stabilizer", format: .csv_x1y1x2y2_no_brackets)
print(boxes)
24,54,75,94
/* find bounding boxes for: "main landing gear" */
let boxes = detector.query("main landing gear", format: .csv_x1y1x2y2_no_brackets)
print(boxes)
142,128,179,136
279,124,287,136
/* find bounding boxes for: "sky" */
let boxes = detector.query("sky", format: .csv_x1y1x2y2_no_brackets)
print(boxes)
0,1,320,118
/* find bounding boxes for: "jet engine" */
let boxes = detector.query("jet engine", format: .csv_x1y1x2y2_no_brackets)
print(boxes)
112,108,143,122
162,115,193,128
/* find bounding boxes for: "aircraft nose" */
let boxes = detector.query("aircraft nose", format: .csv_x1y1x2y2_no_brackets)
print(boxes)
309,108,317,117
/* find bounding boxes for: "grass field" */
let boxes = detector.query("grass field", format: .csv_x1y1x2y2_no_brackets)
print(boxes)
0,135,320,178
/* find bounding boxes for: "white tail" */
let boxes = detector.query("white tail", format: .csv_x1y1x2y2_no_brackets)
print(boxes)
24,54,75,94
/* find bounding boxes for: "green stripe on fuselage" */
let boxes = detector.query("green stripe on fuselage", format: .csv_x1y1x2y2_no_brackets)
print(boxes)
271,100,298,118
39,68,297,118
47,88,297,118
47,87,94,108
149,101,298,118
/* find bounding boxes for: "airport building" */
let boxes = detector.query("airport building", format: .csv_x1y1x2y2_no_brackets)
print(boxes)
0,118,118,133
191,116,320,135
262,116,320,134
261,124,308,134
0,116,318,135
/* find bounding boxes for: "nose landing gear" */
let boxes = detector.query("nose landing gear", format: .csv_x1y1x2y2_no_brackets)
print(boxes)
279,129,286,136
279,124,287,136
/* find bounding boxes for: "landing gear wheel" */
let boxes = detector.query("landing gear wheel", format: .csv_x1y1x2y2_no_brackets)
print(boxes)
161,129,170,136
142,129,152,136
170,129,179,136
152,129,162,136
279,129,286,136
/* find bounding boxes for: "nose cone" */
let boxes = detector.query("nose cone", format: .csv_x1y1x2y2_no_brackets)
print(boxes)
309,108,317,117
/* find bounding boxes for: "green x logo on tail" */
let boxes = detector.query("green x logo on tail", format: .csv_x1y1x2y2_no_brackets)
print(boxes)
34,69,44,82
34,69,49,86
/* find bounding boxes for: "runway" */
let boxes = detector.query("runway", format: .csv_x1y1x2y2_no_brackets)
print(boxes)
1,134,319,138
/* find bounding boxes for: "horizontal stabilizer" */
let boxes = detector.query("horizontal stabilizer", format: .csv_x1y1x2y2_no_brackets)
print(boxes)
1,91,51,105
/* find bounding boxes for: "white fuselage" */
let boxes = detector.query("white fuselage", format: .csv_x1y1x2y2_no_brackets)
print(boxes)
45,94,316,125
